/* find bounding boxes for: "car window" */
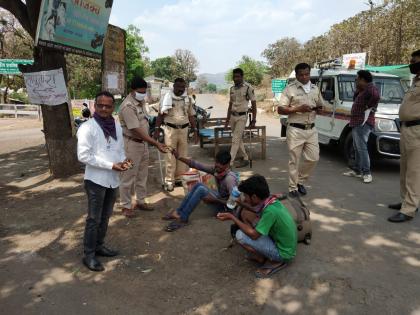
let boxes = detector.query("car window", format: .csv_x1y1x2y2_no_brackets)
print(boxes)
320,77,335,99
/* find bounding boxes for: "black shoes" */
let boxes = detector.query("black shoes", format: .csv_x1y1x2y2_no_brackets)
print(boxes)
174,180,183,187
289,185,307,198
297,184,307,196
289,190,299,198
82,256,104,272
96,246,119,257
388,203,402,210
388,212,413,223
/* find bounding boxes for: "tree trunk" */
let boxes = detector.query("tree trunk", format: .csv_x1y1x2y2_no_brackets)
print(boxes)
20,47,80,178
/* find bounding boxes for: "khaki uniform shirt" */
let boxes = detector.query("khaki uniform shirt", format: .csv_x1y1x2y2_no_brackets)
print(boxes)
118,94,149,138
399,77,420,122
278,81,324,124
229,82,256,113
161,96,195,125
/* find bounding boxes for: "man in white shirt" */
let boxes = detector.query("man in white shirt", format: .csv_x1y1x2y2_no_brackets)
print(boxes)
77,91,130,272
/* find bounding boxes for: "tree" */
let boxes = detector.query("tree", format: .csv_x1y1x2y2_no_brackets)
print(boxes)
151,56,175,81
195,74,208,93
66,54,101,99
206,83,217,93
126,24,151,87
0,0,79,178
172,49,199,83
262,37,302,77
225,55,266,86
0,9,33,103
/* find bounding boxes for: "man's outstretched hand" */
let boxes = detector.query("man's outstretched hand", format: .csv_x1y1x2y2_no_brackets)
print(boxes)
216,212,234,221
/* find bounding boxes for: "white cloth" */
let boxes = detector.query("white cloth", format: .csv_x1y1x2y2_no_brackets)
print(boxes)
77,119,126,188
160,91,189,114
302,81,311,94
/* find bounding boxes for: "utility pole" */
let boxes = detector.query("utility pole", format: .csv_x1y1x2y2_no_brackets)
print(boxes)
366,0,374,65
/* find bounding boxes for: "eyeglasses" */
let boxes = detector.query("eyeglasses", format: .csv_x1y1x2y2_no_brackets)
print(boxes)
96,104,114,110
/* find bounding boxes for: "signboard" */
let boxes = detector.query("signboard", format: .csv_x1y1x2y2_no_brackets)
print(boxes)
342,53,366,70
23,68,69,105
101,24,126,95
0,59,34,75
35,0,113,58
272,79,287,93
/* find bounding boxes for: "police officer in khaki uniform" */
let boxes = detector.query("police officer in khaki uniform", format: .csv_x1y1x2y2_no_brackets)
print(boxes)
154,78,198,192
119,77,167,218
278,63,324,198
388,50,420,223
224,68,257,168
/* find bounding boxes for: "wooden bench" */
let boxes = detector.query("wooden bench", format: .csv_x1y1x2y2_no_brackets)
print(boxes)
199,117,266,159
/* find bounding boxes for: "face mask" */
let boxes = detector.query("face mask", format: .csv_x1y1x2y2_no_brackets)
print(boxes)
409,62,420,75
134,92,146,101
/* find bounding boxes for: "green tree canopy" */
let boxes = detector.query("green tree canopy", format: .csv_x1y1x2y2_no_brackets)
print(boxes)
226,55,267,86
151,56,175,81
126,24,151,88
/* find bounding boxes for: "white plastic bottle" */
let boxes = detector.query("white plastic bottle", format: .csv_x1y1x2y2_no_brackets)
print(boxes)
226,186,241,210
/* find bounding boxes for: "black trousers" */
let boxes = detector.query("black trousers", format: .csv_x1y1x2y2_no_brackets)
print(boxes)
83,180,117,257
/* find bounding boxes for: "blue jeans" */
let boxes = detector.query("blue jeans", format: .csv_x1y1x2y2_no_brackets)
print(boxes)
235,230,283,262
352,124,373,175
177,183,224,221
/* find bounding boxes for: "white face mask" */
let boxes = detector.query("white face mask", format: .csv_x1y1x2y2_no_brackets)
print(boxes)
134,92,146,101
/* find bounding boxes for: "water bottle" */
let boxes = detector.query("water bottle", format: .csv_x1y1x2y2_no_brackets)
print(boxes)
226,186,241,210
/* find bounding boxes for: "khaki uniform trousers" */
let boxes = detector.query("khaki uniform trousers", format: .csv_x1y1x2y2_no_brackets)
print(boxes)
119,138,149,208
286,126,319,191
399,125,420,217
163,125,189,184
230,114,249,163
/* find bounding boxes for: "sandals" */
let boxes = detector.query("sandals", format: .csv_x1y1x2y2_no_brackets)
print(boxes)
161,211,179,221
165,220,188,232
255,261,288,279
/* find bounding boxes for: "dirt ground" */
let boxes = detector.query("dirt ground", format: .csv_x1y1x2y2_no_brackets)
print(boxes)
1,96,420,315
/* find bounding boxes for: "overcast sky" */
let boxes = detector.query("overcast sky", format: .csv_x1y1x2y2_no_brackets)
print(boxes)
110,0,368,74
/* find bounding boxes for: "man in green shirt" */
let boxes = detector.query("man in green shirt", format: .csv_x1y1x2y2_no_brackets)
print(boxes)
217,175,297,278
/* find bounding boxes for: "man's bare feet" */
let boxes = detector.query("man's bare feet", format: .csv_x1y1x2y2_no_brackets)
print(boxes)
246,253,266,265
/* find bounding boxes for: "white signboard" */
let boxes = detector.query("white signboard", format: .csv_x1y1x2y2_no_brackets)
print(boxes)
23,68,69,105
343,53,366,69
107,73,118,90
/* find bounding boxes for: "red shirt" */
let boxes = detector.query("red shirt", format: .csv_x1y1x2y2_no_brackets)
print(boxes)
350,83,380,127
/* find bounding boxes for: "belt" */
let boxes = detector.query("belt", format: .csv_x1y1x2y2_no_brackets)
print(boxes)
289,123,315,130
231,111,247,116
402,120,420,128
123,134,144,143
164,122,189,129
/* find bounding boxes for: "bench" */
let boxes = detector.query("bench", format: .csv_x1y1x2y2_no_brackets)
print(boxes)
199,117,266,159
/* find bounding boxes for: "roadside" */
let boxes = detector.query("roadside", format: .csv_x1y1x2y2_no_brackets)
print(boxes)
0,95,419,315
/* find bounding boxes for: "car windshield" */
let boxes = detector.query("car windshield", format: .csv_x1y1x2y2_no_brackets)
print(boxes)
338,75,404,104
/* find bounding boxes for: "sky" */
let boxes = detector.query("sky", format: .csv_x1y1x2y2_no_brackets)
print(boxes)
109,0,369,74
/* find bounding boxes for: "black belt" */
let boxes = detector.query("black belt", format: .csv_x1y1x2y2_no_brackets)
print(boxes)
123,134,144,143
289,123,315,130
402,120,420,128
164,122,189,129
231,111,247,116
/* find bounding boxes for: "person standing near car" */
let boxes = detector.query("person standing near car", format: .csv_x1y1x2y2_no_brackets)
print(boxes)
278,63,324,198
119,76,168,218
388,50,420,223
224,68,257,168
344,70,380,184
154,78,198,192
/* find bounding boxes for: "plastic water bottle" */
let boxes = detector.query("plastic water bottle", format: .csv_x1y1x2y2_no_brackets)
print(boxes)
226,186,241,210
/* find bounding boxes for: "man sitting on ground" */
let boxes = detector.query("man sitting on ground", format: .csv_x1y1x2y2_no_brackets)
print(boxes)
163,150,238,232
216,175,297,278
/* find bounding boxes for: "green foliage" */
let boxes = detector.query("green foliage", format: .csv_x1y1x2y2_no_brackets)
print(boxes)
206,83,217,93
225,56,267,86
151,56,175,81
262,0,420,77
126,24,152,88
9,90,28,103
66,54,101,99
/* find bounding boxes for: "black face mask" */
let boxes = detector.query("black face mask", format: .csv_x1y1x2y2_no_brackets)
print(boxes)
409,61,420,75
